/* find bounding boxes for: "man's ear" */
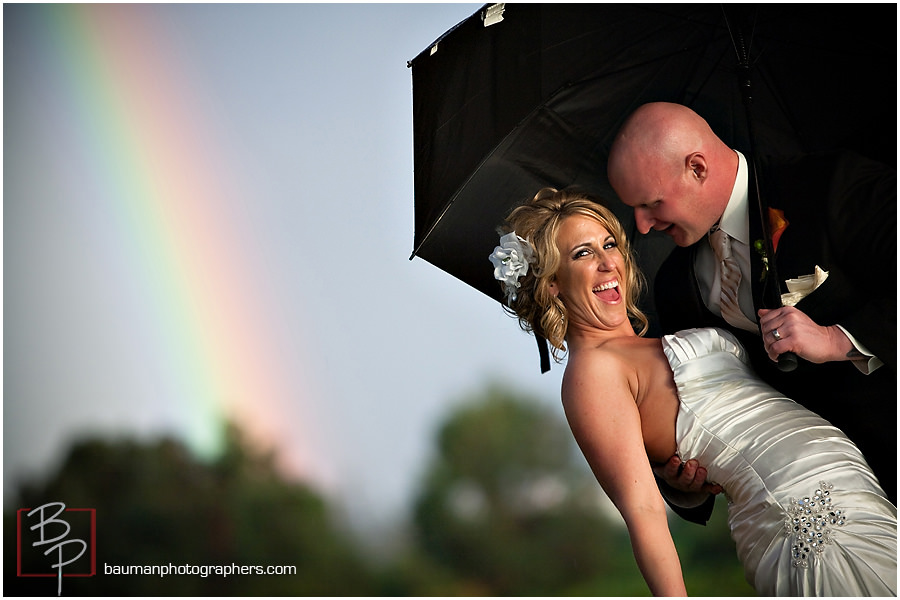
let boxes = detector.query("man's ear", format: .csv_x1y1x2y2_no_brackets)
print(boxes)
687,153,708,181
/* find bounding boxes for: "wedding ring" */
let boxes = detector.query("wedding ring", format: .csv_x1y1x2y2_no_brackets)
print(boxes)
772,329,782,341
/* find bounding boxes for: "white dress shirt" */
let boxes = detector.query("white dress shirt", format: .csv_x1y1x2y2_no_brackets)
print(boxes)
696,151,755,326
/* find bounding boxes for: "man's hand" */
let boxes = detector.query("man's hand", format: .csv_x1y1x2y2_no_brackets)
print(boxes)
758,307,854,364
653,456,723,496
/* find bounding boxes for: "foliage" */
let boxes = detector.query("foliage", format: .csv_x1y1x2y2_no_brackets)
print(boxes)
670,496,756,596
409,385,628,595
4,424,373,596
5,384,755,596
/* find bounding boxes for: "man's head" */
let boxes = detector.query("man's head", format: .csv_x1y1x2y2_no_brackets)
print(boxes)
607,102,738,247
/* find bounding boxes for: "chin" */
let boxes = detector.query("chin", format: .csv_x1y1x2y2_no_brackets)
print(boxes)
672,229,701,247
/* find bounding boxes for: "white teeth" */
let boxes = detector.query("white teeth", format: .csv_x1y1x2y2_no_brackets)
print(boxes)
592,280,618,292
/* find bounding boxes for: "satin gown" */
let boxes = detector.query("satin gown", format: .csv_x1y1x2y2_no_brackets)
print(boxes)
662,328,896,596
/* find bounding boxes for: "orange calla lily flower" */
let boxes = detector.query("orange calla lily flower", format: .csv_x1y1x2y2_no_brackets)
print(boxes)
769,208,789,253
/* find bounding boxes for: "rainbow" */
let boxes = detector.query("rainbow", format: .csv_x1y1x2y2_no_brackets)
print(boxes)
15,5,327,485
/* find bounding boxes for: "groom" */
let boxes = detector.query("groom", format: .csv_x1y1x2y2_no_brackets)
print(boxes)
607,102,897,520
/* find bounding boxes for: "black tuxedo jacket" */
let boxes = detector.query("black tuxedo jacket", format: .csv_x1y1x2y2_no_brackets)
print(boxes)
656,151,897,522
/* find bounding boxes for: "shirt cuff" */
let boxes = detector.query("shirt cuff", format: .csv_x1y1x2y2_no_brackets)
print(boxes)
835,325,883,374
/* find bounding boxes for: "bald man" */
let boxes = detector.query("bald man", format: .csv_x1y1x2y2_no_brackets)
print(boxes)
608,102,896,522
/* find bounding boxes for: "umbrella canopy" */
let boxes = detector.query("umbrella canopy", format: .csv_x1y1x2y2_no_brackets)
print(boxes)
409,3,896,334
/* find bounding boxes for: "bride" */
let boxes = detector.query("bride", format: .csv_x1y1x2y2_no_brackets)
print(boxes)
490,187,896,596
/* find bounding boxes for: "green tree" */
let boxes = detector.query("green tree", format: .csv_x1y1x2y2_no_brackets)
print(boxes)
410,384,622,595
5,424,373,596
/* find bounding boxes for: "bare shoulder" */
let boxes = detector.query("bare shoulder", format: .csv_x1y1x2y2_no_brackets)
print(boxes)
559,343,649,480
561,337,669,411
561,344,636,410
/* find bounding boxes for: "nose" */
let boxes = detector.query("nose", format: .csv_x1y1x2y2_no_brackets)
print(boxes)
597,251,616,271
634,209,654,234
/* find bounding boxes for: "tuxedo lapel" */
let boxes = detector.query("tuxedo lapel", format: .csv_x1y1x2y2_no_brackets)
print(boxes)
750,156,800,311
654,244,718,334
748,186,768,310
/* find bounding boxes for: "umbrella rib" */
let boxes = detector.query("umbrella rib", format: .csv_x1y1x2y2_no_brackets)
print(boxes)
410,98,554,262
410,189,461,260
409,133,505,261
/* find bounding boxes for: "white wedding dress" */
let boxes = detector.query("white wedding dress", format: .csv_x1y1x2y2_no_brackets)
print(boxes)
662,328,896,596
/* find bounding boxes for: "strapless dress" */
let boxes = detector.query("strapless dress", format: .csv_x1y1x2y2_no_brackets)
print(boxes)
663,327,896,595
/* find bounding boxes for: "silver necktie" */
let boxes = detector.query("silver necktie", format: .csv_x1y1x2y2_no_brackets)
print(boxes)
710,228,758,332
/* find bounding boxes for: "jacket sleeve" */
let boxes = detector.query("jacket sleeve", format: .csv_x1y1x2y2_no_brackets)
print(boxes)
826,154,896,369
656,476,715,525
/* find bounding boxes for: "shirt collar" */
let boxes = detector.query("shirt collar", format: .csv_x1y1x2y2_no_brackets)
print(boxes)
717,150,749,245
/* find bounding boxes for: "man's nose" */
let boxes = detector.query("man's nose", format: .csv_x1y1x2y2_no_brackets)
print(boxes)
634,211,653,234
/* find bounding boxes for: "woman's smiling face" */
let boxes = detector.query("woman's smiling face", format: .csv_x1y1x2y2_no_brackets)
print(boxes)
549,213,630,331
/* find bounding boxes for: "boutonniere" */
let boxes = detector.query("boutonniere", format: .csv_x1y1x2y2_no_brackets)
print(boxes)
752,208,789,281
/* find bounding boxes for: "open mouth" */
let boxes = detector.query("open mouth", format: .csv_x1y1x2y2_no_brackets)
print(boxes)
592,279,621,302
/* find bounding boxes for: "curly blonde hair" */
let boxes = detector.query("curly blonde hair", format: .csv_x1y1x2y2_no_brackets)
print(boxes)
499,187,649,360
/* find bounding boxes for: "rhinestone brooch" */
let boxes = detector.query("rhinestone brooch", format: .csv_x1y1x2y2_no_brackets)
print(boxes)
784,481,846,568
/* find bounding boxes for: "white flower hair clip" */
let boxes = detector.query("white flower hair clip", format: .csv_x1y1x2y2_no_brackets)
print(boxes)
489,231,534,305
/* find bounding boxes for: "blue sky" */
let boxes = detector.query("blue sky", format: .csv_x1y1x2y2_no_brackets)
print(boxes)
4,3,569,529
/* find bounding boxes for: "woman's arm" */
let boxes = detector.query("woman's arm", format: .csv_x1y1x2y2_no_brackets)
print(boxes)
562,354,686,596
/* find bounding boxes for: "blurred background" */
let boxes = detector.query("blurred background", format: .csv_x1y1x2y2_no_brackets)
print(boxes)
4,3,752,595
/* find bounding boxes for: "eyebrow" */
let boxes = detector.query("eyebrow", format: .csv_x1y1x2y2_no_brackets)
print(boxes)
567,235,615,254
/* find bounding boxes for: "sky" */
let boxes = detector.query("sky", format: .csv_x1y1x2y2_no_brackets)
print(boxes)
3,3,570,530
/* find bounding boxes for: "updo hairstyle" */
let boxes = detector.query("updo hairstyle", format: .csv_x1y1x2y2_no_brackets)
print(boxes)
500,187,649,360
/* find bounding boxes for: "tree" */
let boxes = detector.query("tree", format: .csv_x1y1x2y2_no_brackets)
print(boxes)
5,424,374,596
410,383,623,595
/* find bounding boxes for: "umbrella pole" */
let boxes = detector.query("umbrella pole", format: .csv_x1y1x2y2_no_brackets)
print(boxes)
727,8,799,372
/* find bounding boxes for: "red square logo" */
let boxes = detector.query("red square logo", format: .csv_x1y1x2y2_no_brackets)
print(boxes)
17,504,97,578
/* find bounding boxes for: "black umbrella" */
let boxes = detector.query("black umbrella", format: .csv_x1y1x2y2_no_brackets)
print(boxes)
408,3,896,369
